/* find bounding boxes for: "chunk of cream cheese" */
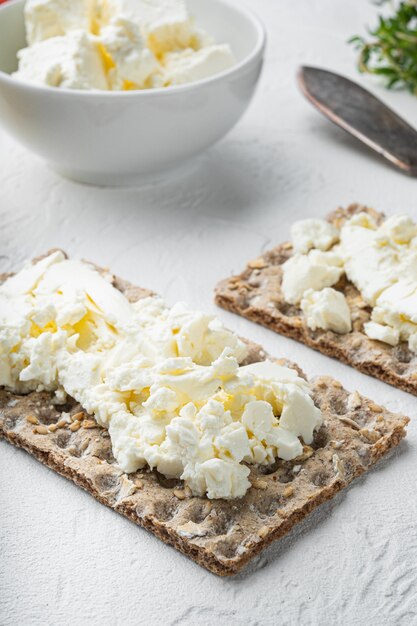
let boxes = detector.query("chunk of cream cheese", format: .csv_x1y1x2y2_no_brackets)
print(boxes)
362,322,399,346
291,218,339,254
98,17,158,89
24,0,95,44
0,253,322,499
283,212,417,353
301,288,352,334
104,0,195,56
281,249,344,305
14,30,109,90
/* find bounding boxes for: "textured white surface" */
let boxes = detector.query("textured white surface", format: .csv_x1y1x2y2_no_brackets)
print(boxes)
1,1,417,624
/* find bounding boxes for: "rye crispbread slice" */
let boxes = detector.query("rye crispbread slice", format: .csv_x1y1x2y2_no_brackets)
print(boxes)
0,252,409,576
215,204,417,396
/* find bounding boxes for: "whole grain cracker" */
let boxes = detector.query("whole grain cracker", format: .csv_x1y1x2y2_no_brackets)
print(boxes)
215,204,417,396
0,251,409,576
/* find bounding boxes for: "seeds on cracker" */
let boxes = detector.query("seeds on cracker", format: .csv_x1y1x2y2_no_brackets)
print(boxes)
252,479,268,490
338,416,360,430
26,414,39,425
283,485,294,498
173,489,187,500
71,411,85,422
360,428,380,443
33,425,48,435
248,258,267,270
368,402,383,413
79,439,89,452
258,526,269,539
82,419,96,429
69,421,81,432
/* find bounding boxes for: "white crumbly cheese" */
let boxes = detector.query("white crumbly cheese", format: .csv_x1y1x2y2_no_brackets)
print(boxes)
339,214,401,305
281,249,344,305
301,288,351,334
339,213,417,350
284,212,417,353
376,214,417,245
0,254,322,499
16,0,235,91
290,219,339,254
372,285,417,330
363,322,399,346
105,0,194,55
162,45,235,85
24,0,95,44
14,31,109,90
98,17,158,89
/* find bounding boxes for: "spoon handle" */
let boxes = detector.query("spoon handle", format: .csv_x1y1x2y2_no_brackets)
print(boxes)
298,65,417,177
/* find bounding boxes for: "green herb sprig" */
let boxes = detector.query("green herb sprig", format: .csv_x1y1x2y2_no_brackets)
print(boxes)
350,0,417,94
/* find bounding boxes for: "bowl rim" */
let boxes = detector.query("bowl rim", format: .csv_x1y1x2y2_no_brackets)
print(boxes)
0,0,266,98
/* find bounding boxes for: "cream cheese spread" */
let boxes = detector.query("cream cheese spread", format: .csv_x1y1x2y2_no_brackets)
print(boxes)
0,253,322,499
283,213,417,352
14,0,235,91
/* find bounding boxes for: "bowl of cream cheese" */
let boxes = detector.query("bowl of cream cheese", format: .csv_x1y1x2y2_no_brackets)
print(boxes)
0,0,265,185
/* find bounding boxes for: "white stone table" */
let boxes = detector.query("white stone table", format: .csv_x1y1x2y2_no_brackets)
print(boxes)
1,1,416,624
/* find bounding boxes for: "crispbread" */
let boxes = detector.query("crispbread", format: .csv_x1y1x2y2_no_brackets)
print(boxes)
0,253,409,576
215,204,417,396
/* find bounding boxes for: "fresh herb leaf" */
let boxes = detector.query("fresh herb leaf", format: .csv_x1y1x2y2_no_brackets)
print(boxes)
350,1,417,94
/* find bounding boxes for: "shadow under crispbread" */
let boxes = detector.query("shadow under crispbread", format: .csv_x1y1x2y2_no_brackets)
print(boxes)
215,204,417,396
0,252,409,576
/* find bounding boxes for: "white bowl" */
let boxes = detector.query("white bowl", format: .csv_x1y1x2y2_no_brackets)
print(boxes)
0,0,265,186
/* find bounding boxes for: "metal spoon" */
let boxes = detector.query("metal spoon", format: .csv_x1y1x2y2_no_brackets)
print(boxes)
298,65,417,177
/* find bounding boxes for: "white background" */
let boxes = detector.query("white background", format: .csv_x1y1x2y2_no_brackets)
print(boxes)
1,1,417,624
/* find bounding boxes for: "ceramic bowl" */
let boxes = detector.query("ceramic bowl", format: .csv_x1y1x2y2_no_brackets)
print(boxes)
0,0,266,185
